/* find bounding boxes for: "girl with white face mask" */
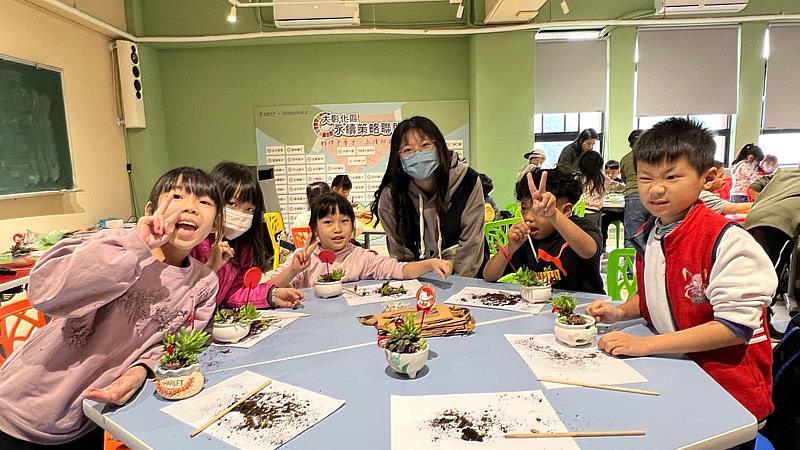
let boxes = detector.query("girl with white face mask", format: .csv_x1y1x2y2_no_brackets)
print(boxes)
371,116,487,278
190,162,305,309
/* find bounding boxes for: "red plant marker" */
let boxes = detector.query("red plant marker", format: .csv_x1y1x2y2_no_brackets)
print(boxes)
319,250,336,277
416,285,436,330
243,267,262,305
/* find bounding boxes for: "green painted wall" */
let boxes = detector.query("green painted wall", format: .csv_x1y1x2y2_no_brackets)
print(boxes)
470,31,534,206
605,26,636,161
733,21,768,154
156,37,470,170
125,44,171,215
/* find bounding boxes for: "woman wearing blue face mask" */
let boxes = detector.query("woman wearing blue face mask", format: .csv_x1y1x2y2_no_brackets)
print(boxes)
371,116,486,277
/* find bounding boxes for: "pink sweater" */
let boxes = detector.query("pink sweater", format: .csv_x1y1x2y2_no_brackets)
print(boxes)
0,230,218,445
272,243,406,288
191,238,274,308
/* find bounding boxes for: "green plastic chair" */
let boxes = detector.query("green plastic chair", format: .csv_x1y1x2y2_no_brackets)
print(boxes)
609,220,624,249
484,217,519,257
504,202,521,218
606,248,637,302
572,200,586,217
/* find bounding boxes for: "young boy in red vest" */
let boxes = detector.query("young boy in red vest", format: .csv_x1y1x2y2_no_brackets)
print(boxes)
587,118,777,430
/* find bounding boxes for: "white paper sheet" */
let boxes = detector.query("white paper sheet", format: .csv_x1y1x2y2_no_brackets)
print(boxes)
343,280,424,306
211,311,307,349
391,390,579,450
505,334,648,388
444,286,547,314
162,371,344,450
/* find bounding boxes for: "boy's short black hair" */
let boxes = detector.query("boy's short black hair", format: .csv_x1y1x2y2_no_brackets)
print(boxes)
515,167,582,205
309,193,356,234
331,174,352,190
634,118,714,174
605,160,620,170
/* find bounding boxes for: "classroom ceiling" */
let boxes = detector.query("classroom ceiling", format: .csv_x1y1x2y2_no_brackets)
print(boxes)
124,0,800,38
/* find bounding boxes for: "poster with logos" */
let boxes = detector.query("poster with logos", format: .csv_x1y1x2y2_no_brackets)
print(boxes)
255,101,469,227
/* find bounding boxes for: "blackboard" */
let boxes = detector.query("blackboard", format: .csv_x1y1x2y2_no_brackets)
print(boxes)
0,55,74,197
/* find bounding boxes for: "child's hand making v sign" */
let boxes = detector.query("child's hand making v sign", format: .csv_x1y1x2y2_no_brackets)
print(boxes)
270,238,320,288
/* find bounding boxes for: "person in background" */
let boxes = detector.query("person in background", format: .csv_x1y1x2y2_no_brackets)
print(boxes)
758,154,778,176
604,160,623,183
699,160,752,215
331,174,352,198
557,128,598,170
577,151,624,230
291,181,331,233
479,173,498,222
730,143,764,203
516,148,546,181
372,116,486,277
619,129,649,248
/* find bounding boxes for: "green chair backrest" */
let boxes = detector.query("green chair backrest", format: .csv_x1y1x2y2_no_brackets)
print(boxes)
607,248,637,302
505,202,521,218
497,273,518,284
572,199,586,217
484,217,519,256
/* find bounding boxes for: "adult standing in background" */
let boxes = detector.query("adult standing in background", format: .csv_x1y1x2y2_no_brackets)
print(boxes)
516,148,546,181
371,116,486,277
619,129,649,248
557,128,598,169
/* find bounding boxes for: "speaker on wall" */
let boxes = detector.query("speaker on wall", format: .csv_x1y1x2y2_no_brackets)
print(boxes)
115,40,146,129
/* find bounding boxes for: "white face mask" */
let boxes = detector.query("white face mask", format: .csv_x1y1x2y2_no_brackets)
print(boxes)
223,206,253,240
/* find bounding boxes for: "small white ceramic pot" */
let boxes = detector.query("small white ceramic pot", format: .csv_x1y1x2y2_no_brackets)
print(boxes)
520,285,552,303
384,345,429,379
155,363,204,400
212,322,251,343
314,280,343,298
554,314,598,347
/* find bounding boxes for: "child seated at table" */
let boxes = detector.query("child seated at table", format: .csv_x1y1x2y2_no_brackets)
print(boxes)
482,167,605,294
270,193,452,289
587,118,777,427
699,160,752,215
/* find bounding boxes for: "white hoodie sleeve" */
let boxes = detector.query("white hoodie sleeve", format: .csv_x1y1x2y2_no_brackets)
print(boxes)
706,226,777,330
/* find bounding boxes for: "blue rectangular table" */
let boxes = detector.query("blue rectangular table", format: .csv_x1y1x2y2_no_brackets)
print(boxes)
84,276,757,449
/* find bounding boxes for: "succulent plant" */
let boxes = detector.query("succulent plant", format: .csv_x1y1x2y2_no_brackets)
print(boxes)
159,327,210,370
384,313,427,354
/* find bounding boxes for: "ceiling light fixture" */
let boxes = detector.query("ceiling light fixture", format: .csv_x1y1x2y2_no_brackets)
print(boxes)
560,0,569,14
226,5,238,23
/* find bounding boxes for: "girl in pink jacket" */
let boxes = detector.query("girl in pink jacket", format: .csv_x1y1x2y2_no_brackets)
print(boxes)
191,162,303,309
0,167,223,447
270,193,452,289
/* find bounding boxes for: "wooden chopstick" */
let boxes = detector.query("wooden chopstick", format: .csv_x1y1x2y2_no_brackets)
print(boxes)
505,430,645,439
537,377,659,396
343,287,360,296
190,380,272,437
526,235,539,262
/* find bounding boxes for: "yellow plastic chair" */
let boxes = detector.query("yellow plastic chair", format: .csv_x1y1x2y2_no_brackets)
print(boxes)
264,212,285,270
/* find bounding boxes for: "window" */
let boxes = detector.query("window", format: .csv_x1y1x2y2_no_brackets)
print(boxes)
635,114,732,165
758,131,800,166
533,112,604,168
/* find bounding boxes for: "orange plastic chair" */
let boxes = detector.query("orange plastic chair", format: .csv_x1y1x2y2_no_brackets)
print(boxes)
291,227,312,248
104,431,130,450
0,298,47,365
264,212,286,270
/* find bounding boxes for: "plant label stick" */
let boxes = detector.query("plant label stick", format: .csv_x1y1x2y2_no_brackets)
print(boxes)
243,267,262,306
416,285,436,330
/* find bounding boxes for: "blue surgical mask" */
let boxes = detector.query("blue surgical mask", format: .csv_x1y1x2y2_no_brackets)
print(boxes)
401,149,440,180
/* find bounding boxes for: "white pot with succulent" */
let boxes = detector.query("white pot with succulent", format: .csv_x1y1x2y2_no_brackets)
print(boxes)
551,294,597,347
513,267,552,303
314,250,345,299
212,303,260,343
381,313,429,379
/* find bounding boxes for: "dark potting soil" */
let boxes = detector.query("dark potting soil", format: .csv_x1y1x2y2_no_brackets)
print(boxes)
563,314,588,325
467,292,522,307
429,409,509,442
232,391,310,431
